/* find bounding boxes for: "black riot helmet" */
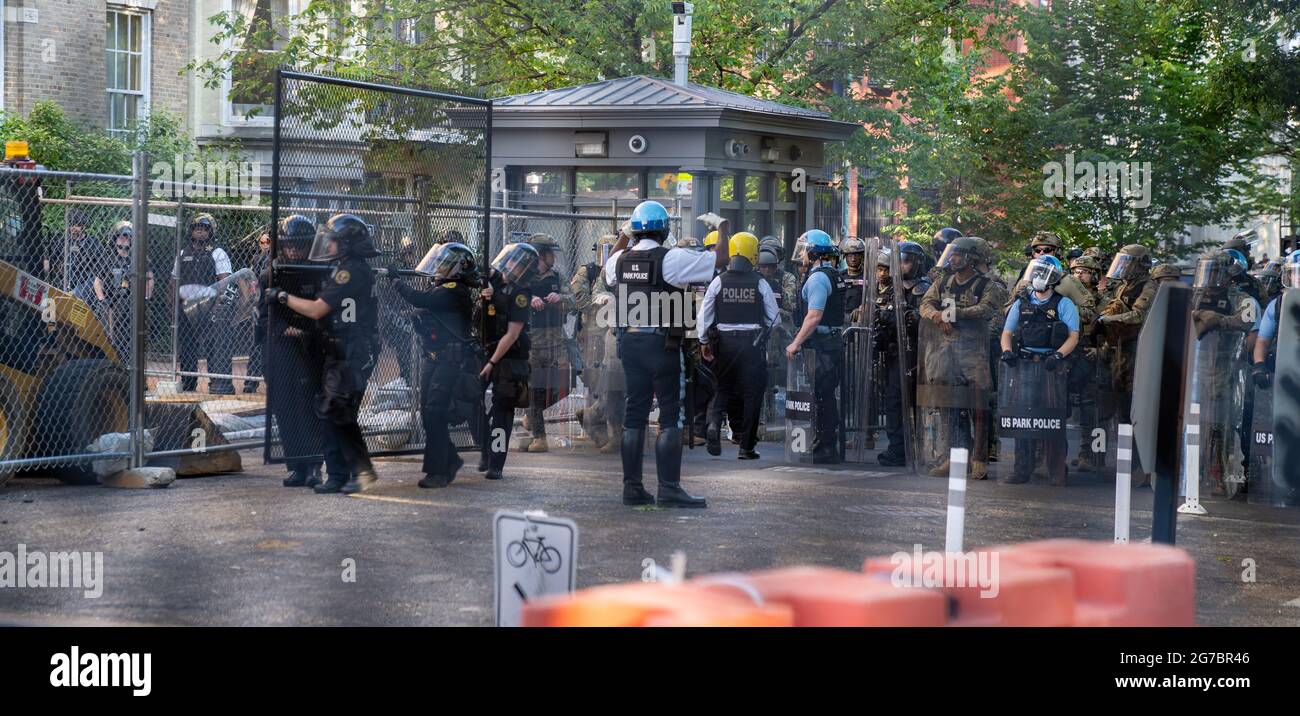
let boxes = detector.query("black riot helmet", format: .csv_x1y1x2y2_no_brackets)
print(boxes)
308,213,380,261
933,227,962,258
278,214,315,246
188,213,216,244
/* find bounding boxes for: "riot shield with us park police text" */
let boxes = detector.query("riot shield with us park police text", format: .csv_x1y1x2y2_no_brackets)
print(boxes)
991,352,1071,484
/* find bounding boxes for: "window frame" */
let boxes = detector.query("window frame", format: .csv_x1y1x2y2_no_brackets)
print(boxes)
106,6,152,137
220,0,302,127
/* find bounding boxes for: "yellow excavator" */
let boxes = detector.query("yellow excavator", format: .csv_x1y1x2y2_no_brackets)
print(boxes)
0,140,129,485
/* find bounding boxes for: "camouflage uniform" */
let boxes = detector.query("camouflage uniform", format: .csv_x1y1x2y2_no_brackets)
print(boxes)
525,235,575,450
918,242,999,478
1097,248,1158,481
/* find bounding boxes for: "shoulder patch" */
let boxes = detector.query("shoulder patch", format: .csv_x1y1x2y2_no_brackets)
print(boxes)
334,269,351,285
444,282,456,289
516,293,528,308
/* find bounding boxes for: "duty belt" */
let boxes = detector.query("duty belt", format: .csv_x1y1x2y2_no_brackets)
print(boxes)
621,326,669,335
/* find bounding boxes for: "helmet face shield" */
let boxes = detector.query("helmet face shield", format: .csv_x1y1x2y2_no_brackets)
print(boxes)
937,244,971,272
598,243,615,265
1192,256,1230,290
416,242,474,280
492,243,540,285
308,226,344,262
1284,263,1300,290
1026,257,1064,292
1106,253,1141,281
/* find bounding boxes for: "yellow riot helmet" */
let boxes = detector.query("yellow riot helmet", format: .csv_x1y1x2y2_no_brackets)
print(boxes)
729,231,759,265
703,230,719,249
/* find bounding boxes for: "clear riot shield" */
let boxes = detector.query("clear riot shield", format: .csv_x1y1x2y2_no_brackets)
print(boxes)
912,286,994,477
887,238,918,469
991,353,1071,484
1247,382,1278,505
182,267,260,325
522,285,577,452
1269,289,1300,506
785,347,817,463
1186,315,1249,499
842,237,880,463
578,294,624,451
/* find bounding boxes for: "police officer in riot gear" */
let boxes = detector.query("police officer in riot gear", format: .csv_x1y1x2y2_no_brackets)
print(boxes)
932,228,962,269
257,215,325,487
395,242,478,488
840,237,867,322
477,242,539,481
999,255,1080,485
604,201,726,507
698,232,779,459
875,241,931,466
787,229,846,464
1096,243,1157,484
524,233,573,453
918,236,998,479
93,221,154,359
174,213,235,393
265,214,381,494
1223,235,1263,305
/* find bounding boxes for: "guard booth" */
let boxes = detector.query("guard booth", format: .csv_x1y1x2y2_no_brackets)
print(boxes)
491,74,858,271
491,74,857,455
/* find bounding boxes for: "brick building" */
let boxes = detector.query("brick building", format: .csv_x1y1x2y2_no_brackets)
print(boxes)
2,1,190,136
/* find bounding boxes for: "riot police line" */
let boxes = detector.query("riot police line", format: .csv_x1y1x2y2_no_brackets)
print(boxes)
254,202,1300,509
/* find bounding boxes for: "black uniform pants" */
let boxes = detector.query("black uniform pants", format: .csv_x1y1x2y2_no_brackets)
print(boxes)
316,338,377,479
881,348,905,458
811,343,843,454
620,331,681,430
481,358,528,472
178,311,232,392
420,353,458,476
711,332,767,450
267,330,324,473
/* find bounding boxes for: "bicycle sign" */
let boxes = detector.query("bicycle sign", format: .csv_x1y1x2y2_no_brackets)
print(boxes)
493,510,578,627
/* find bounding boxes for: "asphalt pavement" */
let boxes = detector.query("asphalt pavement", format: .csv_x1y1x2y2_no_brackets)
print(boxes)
2,440,1299,626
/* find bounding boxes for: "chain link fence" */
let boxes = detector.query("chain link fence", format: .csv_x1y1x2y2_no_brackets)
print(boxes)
0,161,281,484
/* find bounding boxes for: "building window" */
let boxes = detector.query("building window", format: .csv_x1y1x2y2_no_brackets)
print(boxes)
575,171,639,202
106,8,150,137
223,0,293,125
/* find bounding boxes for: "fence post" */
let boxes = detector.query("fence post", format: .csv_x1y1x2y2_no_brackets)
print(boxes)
610,199,619,237
171,195,184,386
130,151,150,468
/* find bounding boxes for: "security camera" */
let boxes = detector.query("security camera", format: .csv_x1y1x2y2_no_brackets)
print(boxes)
725,139,750,158
628,135,648,154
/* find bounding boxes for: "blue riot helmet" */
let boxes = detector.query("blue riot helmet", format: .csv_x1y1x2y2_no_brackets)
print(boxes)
628,201,671,242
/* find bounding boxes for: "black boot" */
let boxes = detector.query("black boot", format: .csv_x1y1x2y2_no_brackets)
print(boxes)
283,467,310,487
655,427,706,508
313,474,349,494
705,423,722,456
446,452,464,486
341,469,378,494
304,465,322,488
418,473,449,488
476,453,490,472
621,428,654,505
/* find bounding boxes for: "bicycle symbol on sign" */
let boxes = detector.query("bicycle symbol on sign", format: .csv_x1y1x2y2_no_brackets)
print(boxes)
506,534,563,574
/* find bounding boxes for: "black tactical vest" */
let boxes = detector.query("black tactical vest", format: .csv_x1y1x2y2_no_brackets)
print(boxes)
800,264,845,328
178,246,217,286
485,272,530,359
617,245,687,328
843,269,865,314
1016,290,1070,350
715,269,765,325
